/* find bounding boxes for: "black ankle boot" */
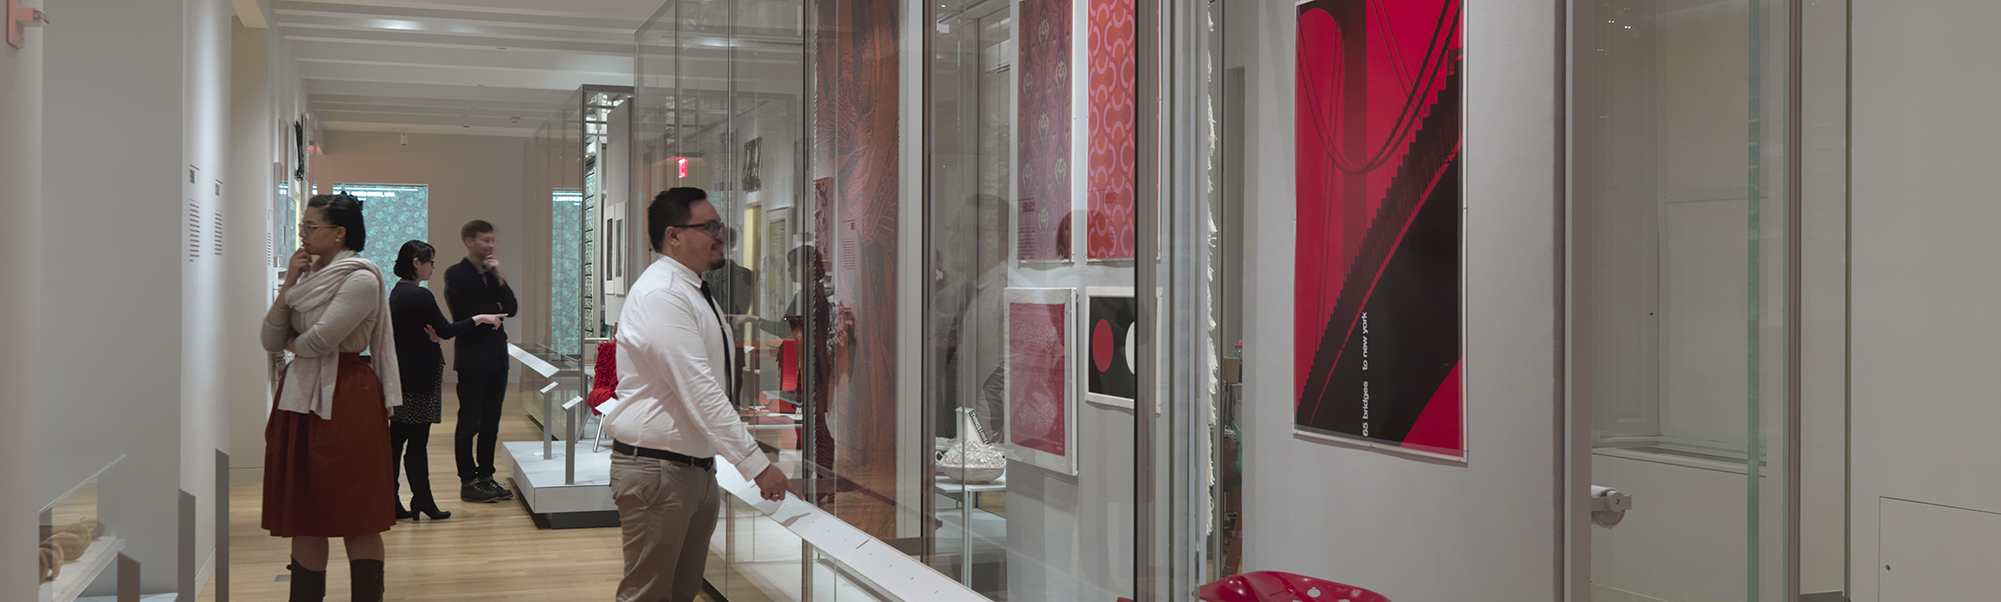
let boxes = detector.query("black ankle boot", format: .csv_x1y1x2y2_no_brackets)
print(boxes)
410,494,451,520
286,558,326,602
394,497,412,520
351,558,384,602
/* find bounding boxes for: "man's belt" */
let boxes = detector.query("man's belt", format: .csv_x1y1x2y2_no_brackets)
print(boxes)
612,441,716,471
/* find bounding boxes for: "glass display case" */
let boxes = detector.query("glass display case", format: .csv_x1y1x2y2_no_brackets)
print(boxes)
631,0,1204,599
523,85,633,360
1569,0,1799,598
36,455,125,602
522,85,634,438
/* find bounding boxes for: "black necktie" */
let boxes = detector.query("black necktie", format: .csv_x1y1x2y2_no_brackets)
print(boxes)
699,281,736,403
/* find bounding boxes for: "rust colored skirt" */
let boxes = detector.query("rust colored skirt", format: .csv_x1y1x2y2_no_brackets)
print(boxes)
262,353,395,538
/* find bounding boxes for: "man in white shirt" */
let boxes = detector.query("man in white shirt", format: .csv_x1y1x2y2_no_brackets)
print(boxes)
603,187,791,602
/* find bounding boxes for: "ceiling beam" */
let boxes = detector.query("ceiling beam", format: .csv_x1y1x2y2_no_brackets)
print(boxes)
235,0,270,28
319,120,536,137
272,0,653,31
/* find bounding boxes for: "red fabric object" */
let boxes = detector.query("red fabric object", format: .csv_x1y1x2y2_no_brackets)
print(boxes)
1195,572,1391,602
262,354,395,538
779,339,799,392
586,338,617,414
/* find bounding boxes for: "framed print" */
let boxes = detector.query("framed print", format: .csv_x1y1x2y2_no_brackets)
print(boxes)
1015,0,1073,262
1003,287,1079,475
1084,286,1137,409
1293,0,1465,460
741,136,763,192
1085,0,1136,260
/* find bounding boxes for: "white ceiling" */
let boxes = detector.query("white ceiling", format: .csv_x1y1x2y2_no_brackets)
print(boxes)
268,0,670,137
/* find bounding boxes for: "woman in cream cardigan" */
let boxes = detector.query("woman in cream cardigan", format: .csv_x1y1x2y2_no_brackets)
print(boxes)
260,193,402,602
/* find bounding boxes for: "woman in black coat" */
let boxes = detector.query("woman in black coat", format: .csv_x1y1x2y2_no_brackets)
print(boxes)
387,241,502,519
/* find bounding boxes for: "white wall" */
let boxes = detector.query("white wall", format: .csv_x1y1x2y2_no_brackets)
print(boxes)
1235,1,1562,600
1850,1,2001,599
1,1,46,600
180,0,232,593
224,5,307,486
311,130,530,381
40,0,224,593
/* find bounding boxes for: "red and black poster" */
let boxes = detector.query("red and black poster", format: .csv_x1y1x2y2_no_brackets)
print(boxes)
1086,287,1138,407
1294,0,1464,459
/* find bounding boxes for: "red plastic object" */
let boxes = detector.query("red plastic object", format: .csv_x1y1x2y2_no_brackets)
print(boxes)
586,338,618,414
1194,571,1391,602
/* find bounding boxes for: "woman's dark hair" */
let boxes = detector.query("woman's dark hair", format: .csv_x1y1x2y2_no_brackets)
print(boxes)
394,240,436,280
307,193,367,252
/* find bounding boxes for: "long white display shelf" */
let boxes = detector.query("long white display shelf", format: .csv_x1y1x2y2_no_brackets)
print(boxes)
506,343,561,378
714,461,988,602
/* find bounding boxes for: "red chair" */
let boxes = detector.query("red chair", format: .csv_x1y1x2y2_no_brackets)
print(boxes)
1193,571,1391,602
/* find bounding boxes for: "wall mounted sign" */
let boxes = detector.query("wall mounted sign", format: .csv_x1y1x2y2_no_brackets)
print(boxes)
1294,0,1465,460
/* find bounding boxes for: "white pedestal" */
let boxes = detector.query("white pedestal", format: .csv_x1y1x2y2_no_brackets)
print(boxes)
499,441,618,529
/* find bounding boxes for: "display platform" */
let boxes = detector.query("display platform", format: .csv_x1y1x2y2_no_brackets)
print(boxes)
500,441,618,529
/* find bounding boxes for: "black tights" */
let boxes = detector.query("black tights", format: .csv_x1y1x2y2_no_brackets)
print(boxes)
389,422,437,504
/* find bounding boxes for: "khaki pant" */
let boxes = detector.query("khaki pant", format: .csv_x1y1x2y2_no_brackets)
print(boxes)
610,452,721,602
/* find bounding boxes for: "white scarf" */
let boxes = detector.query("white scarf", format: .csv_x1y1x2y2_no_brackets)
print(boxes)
275,250,403,420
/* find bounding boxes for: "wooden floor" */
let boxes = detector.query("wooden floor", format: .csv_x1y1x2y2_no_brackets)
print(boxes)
194,383,714,602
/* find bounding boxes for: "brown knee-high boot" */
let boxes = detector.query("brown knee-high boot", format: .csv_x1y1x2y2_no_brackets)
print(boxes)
286,558,325,602
351,558,384,602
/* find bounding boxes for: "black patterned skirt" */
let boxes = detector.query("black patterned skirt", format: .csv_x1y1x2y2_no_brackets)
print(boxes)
392,357,445,424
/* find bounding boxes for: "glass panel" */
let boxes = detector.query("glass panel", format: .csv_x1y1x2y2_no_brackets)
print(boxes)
928,1,1014,595
930,0,1143,597
521,86,630,441
1571,0,1793,599
638,2,827,599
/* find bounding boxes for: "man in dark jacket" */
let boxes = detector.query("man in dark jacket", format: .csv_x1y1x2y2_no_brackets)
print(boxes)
444,219,520,503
